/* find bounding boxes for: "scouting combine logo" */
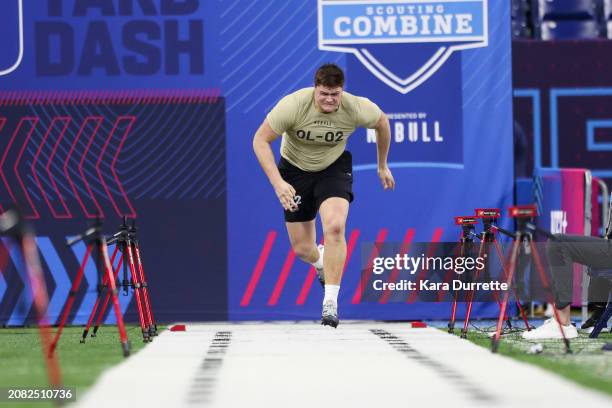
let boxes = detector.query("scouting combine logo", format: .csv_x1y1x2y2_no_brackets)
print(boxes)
0,0,24,76
318,0,488,94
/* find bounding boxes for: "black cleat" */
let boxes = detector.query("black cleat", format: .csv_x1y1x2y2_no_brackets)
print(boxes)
581,305,606,332
315,266,325,288
321,301,339,328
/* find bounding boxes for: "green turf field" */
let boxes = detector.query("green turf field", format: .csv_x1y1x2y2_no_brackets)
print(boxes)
2,322,610,407
0,325,164,407
449,325,612,396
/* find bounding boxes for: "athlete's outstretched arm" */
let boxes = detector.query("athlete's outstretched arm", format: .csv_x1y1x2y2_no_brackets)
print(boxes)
373,113,395,190
252,119,298,211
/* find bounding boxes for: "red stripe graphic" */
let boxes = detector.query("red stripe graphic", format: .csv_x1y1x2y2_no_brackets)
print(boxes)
64,116,104,218
0,117,41,218
0,117,6,213
339,228,361,285
407,227,444,303
351,228,388,304
0,88,226,106
14,118,41,218
436,231,464,301
295,238,324,306
240,231,277,307
378,228,415,304
110,117,137,216
79,117,106,217
295,229,361,306
267,249,296,306
96,116,137,217
31,117,72,219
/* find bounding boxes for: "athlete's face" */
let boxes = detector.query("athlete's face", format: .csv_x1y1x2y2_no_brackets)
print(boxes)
315,85,343,113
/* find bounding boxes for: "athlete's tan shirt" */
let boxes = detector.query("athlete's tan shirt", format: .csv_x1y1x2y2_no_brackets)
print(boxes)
267,87,382,171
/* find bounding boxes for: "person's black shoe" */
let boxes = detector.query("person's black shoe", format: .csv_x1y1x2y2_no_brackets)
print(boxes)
321,300,339,328
581,305,606,331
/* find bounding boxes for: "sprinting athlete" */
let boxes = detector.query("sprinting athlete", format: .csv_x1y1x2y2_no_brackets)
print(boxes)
252,64,394,327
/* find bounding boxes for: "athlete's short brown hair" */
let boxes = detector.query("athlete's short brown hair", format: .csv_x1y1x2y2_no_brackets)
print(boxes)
314,64,345,88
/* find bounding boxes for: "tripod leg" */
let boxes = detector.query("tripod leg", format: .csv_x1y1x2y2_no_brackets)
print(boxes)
477,231,501,315
82,245,120,343
514,298,531,330
514,246,533,328
21,234,63,389
134,243,157,335
82,271,109,342
530,241,572,353
100,239,130,357
462,238,486,338
492,240,512,329
50,243,93,355
440,235,463,303
493,239,532,330
492,240,520,353
449,291,459,334
589,295,612,338
449,236,467,333
461,275,479,338
126,243,149,342
92,256,123,337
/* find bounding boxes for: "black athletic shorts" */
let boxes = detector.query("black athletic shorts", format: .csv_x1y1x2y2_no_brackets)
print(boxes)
278,151,354,222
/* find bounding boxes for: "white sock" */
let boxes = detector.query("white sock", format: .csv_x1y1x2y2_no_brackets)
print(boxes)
323,284,340,305
312,245,324,269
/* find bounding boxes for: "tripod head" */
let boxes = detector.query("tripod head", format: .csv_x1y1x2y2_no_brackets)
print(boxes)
455,216,478,240
480,205,537,240
506,204,561,241
105,217,139,295
66,218,108,295
106,216,135,246
509,204,537,233
490,205,559,242
475,208,500,241
128,218,138,242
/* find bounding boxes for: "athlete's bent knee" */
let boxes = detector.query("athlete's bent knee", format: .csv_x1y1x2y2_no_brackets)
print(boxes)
323,219,345,240
292,243,314,259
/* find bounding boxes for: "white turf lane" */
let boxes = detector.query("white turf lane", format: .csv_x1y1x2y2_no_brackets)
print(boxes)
76,322,611,408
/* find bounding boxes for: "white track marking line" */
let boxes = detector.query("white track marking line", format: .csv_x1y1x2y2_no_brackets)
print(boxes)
75,323,611,408
75,328,216,407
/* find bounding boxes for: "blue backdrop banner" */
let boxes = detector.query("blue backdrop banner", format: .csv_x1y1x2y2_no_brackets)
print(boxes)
0,1,512,323
226,0,512,321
